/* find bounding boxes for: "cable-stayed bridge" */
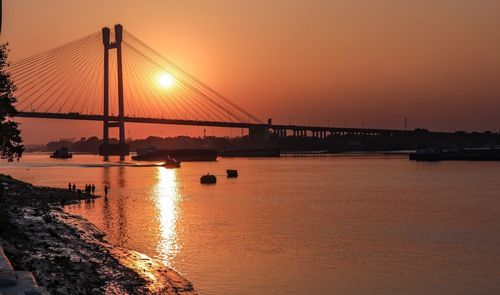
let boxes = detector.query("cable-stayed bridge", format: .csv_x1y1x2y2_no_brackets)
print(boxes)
9,24,410,155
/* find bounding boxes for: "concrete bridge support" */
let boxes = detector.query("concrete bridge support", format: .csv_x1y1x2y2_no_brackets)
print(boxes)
99,24,130,156
273,129,286,139
249,125,270,146
275,129,286,139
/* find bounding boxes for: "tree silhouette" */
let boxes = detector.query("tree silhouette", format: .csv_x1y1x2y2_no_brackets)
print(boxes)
0,43,23,161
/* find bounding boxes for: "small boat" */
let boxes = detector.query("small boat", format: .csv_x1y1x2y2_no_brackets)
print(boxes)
50,147,73,159
226,170,238,178
163,156,181,168
200,174,217,184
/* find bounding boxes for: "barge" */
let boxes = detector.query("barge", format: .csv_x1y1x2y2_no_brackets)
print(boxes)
409,148,500,161
220,148,280,158
132,148,218,162
50,147,73,159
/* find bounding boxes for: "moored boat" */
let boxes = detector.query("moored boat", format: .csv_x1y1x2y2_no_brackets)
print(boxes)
220,148,280,158
200,174,217,184
132,148,218,162
50,147,73,159
227,169,238,178
409,147,500,161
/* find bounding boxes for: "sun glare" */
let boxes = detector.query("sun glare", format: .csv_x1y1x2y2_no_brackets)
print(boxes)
159,73,175,88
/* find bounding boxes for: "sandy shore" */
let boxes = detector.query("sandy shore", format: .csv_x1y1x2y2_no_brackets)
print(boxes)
0,174,197,295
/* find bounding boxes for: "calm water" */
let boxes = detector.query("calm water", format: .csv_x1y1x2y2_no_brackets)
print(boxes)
2,154,500,294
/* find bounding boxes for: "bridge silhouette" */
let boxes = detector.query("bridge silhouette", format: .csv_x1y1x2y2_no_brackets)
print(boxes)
9,24,411,156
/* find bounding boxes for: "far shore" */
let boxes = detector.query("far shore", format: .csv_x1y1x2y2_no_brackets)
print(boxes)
0,173,196,295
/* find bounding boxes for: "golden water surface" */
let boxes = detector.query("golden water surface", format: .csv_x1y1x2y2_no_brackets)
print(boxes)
2,154,500,294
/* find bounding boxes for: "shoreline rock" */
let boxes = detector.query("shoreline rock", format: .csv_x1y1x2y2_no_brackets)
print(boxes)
0,174,197,294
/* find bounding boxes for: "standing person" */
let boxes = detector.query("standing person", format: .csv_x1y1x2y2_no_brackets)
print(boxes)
72,183,76,192
68,182,72,192
91,184,95,195
104,185,108,197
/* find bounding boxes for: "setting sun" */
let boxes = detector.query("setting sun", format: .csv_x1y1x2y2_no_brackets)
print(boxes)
158,73,175,88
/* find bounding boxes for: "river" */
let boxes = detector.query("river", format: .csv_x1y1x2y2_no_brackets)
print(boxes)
1,154,500,294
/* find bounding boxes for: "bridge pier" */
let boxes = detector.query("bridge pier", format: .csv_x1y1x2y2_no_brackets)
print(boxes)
249,125,270,146
273,128,289,140
99,24,129,157
280,129,287,139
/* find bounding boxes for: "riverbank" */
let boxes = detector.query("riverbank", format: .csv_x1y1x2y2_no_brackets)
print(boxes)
0,174,196,294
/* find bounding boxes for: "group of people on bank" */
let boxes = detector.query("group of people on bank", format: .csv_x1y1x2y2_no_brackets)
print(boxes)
68,182,109,197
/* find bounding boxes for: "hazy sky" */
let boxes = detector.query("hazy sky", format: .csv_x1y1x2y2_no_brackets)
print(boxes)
2,0,500,143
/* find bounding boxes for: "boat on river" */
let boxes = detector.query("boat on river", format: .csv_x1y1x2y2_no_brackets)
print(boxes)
409,147,500,161
50,147,73,159
227,169,238,178
200,174,217,184
220,148,280,158
163,156,181,168
132,147,217,162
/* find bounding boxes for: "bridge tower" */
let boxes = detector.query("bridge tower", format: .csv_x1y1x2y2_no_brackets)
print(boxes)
99,24,130,156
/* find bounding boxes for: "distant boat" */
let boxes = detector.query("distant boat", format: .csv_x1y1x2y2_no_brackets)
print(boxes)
200,174,217,184
220,148,280,158
50,147,73,159
409,147,500,161
163,156,181,168
227,170,238,178
132,147,218,162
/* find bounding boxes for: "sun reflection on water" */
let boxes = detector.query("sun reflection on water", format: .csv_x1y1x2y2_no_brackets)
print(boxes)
155,167,181,263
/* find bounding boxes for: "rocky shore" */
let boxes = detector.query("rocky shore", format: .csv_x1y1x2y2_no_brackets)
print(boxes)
0,174,197,295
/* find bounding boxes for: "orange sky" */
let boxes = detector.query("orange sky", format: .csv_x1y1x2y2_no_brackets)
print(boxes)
2,0,500,144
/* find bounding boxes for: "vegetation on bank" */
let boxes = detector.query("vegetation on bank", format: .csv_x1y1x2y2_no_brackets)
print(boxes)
0,43,24,161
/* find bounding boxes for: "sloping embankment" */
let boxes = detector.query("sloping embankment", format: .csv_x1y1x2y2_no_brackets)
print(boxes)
0,174,197,295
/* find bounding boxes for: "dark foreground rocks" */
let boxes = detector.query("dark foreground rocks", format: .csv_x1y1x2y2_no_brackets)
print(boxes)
0,174,197,295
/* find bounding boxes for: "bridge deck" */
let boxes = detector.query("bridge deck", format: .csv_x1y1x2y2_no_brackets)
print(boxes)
17,111,428,135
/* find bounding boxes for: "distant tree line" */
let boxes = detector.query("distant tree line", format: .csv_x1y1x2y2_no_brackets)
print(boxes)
27,129,500,154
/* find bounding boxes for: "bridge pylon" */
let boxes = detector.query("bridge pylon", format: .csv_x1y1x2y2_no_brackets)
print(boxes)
99,24,130,156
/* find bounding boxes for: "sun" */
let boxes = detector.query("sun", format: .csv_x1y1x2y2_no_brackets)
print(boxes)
158,73,175,88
